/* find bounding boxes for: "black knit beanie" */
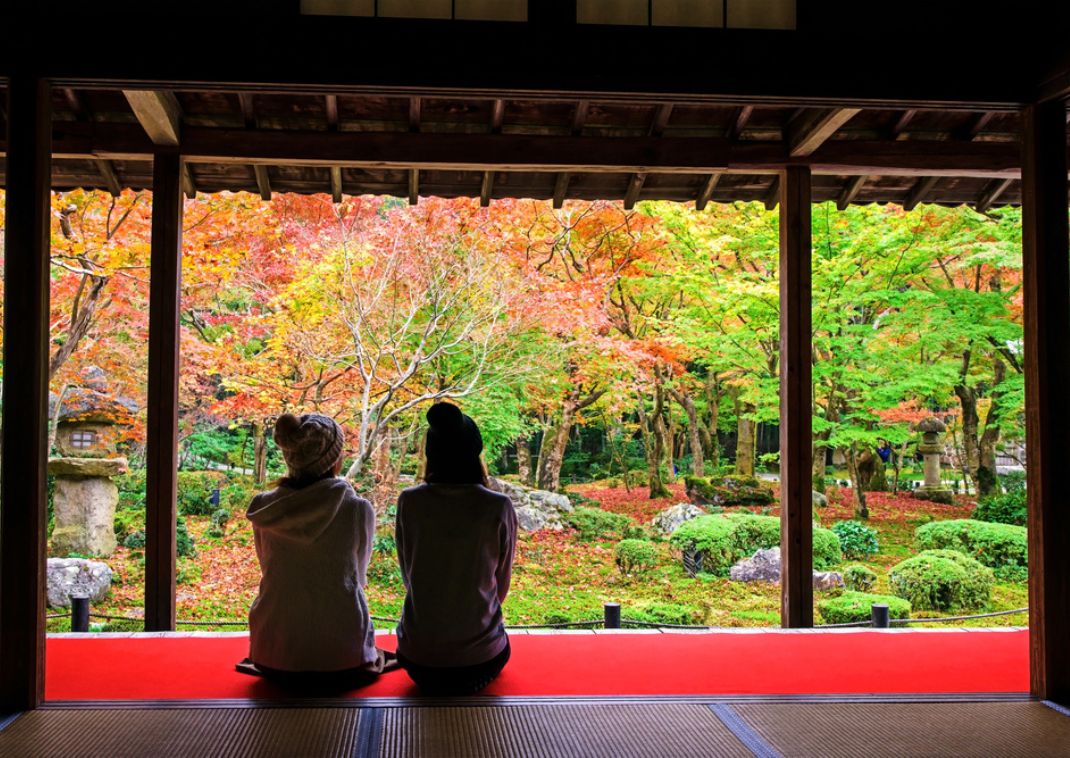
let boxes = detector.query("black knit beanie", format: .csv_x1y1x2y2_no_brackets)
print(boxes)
424,402,484,483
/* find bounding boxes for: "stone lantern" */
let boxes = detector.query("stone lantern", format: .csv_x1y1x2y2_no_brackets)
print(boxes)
913,416,954,505
48,367,136,557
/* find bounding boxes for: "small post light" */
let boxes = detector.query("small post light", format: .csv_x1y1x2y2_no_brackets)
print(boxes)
70,594,90,633
871,604,890,629
604,602,622,629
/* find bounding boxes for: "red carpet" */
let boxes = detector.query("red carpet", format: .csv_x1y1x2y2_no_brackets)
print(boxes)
45,631,1028,701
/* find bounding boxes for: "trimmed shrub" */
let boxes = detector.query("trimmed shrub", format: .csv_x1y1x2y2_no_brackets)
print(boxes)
566,507,632,542
670,515,739,575
177,515,196,558
629,602,702,626
684,474,775,507
831,520,880,559
670,513,842,575
615,539,658,575
817,591,911,625
844,564,878,593
889,549,993,611
123,530,146,549
113,508,145,541
915,519,1027,580
177,471,227,516
973,489,1026,527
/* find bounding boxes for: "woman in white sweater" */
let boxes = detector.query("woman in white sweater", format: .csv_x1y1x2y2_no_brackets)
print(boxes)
395,402,518,695
240,412,394,686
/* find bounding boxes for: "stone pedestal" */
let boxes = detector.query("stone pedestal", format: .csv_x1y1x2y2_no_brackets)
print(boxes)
49,457,127,557
913,417,954,505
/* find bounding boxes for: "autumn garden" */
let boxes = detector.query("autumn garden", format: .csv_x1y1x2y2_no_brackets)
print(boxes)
0,189,1030,631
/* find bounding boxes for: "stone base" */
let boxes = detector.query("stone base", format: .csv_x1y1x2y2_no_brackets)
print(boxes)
913,487,955,505
46,557,112,607
52,476,119,556
48,456,128,478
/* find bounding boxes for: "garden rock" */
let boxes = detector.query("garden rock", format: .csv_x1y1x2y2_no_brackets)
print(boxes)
812,491,828,508
46,558,112,608
729,547,845,589
685,474,775,507
495,479,573,532
652,503,706,534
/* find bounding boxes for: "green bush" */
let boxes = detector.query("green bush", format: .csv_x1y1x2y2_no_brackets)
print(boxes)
219,477,258,512
973,489,1026,527
670,513,842,575
843,565,878,593
889,549,993,611
177,471,227,516
123,530,146,549
113,508,145,541
831,520,880,559
177,515,196,557
629,602,702,626
914,519,1027,580
817,591,912,624
684,474,775,506
566,507,632,542
614,539,658,575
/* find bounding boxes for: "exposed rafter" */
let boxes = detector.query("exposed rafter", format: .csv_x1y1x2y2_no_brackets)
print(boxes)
695,173,721,211
727,105,753,140
408,169,419,205
763,175,780,210
254,165,272,201
325,95,339,130
553,100,590,209
94,158,122,196
181,163,197,199
237,93,256,129
624,172,646,210
975,177,1014,213
490,99,505,133
788,108,862,157
409,97,421,132
624,104,672,210
552,172,570,210
480,171,494,207
837,175,867,210
65,88,122,196
122,90,182,146
890,109,917,139
904,176,940,210
956,111,995,141
330,166,343,203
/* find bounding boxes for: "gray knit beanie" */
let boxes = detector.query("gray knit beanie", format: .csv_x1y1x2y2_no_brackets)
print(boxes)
274,412,345,480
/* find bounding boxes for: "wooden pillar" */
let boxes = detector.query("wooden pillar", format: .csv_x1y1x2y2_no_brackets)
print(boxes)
0,77,52,711
144,152,183,632
779,166,814,628
1021,100,1070,704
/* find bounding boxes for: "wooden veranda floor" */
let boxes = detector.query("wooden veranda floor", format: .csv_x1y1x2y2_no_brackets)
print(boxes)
2,696,1069,757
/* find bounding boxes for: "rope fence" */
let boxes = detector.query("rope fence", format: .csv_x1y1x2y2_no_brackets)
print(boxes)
47,600,1029,633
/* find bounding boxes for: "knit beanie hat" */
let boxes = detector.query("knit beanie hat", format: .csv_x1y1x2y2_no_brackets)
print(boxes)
274,412,345,480
425,402,483,475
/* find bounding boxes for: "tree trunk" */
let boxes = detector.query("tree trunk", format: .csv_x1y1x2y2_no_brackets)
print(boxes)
735,402,756,477
536,405,575,492
846,444,869,519
638,399,672,499
954,379,982,494
516,436,533,486
252,421,268,485
702,372,720,468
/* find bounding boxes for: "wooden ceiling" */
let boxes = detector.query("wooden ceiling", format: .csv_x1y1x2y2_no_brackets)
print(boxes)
2,86,1068,209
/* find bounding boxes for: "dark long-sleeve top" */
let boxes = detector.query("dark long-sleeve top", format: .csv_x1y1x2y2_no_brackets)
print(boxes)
394,483,517,667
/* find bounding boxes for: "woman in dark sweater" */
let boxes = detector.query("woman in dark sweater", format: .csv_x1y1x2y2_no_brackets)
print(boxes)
394,402,518,695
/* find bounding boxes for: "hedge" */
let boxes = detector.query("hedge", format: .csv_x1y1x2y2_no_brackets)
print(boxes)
566,507,632,542
683,474,775,506
972,489,1026,527
914,519,1027,581
817,592,911,625
670,513,842,575
843,565,878,593
615,539,658,575
889,549,993,611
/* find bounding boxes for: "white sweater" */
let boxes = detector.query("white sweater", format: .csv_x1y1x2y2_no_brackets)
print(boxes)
246,478,378,672
395,483,517,667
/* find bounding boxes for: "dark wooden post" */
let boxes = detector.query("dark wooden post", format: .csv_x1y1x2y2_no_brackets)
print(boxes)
0,76,52,711
779,166,814,628
1021,100,1070,704
144,152,184,632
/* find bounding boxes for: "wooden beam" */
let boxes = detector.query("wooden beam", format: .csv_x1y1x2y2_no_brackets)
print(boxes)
237,93,256,129
957,110,995,141
182,163,197,199
649,103,673,138
728,105,754,140
624,172,646,210
0,75,52,712
570,100,589,136
975,177,1014,213
552,172,571,209
490,98,505,133
330,166,343,203
789,108,862,157
61,87,85,118
696,173,721,211
409,96,421,132
480,170,494,207
1022,100,1070,705
324,94,339,130
408,168,419,205
779,165,813,630
145,151,183,633
837,175,867,210
904,175,940,210
94,157,122,196
890,109,917,139
763,175,780,210
122,90,182,146
254,165,272,201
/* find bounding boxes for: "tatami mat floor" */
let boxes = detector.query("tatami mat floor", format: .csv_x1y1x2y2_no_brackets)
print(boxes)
1,698,1067,757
